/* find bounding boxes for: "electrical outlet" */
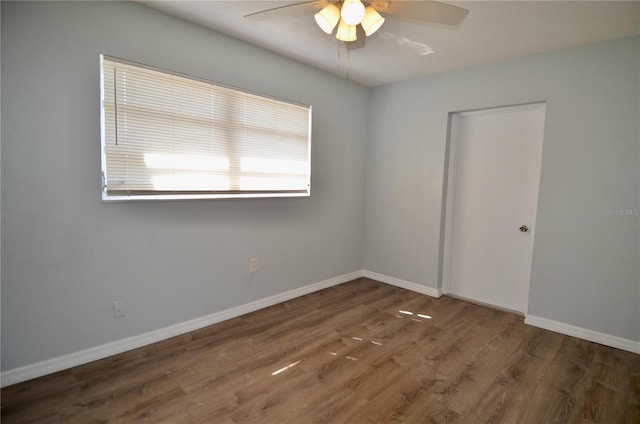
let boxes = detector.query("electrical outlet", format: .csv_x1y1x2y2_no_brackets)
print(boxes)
249,257,259,273
113,300,126,318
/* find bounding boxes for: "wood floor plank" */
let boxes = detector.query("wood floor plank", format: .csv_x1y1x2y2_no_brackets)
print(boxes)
2,278,638,423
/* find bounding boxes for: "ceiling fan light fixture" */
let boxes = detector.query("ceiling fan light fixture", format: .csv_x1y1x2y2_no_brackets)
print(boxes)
361,6,385,36
314,3,340,34
340,0,365,26
336,19,357,42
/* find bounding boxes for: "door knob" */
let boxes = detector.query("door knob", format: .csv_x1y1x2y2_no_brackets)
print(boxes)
519,225,529,232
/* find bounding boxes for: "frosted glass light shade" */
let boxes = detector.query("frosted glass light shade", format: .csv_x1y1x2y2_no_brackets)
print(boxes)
314,4,340,34
336,19,357,42
341,0,365,25
361,7,385,36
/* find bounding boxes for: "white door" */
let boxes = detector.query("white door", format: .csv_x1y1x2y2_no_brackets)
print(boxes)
445,104,546,313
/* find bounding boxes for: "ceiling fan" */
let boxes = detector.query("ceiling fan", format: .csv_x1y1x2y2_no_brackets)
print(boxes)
244,1,469,50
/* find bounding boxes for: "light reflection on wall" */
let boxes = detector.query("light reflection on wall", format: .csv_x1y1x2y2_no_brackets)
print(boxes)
379,32,435,56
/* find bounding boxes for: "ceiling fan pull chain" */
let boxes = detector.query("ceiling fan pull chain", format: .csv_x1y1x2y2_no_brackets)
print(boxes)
346,45,351,81
335,39,350,81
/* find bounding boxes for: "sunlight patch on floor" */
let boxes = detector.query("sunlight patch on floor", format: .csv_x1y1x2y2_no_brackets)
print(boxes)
271,360,302,376
398,309,433,321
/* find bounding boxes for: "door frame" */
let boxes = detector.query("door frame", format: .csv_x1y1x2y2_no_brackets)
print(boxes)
441,102,546,315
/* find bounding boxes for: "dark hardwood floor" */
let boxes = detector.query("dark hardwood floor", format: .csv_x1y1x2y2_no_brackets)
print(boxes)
2,278,639,423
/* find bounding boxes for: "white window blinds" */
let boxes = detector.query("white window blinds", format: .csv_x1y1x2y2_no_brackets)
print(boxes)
100,55,312,201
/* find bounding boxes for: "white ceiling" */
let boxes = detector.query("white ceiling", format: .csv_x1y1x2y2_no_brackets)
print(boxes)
139,1,640,87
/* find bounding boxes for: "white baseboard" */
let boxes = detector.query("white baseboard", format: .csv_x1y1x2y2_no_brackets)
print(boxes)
16,271,634,387
525,314,640,354
1,270,363,388
363,272,640,355
362,270,441,298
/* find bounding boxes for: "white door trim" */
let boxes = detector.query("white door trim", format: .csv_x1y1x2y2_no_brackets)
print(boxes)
441,102,546,316
441,113,462,297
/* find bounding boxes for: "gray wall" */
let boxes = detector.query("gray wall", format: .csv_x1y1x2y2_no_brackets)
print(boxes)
1,1,369,371
364,36,639,342
3,1,638,374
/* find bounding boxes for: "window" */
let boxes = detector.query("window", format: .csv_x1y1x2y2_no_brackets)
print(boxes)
100,55,312,201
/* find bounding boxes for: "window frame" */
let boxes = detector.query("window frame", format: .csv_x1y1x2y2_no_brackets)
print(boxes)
100,55,312,202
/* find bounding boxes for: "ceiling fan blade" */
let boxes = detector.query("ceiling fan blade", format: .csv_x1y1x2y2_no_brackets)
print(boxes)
346,25,366,51
380,0,469,26
244,1,329,20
